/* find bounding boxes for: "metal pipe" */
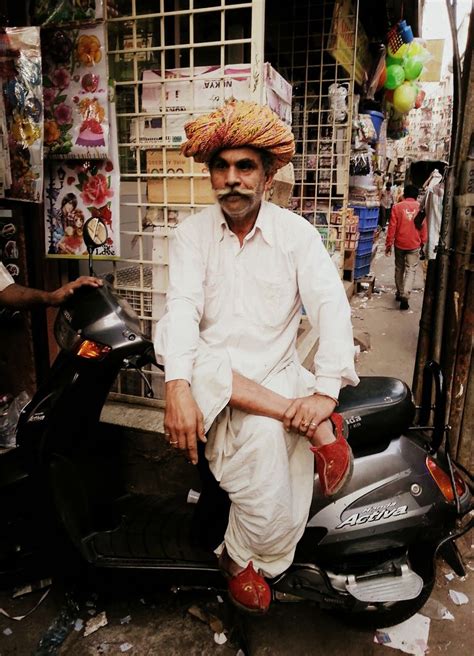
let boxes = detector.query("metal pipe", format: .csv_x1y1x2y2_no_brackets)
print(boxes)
431,0,464,364
412,259,437,406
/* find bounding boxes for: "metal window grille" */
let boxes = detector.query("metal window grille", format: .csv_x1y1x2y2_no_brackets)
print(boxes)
106,0,262,399
266,0,358,269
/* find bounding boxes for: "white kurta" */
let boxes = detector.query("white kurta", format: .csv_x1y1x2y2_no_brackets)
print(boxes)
155,201,359,577
0,262,14,292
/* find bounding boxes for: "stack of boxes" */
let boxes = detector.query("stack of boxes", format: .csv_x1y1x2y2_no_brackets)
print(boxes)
351,206,379,279
330,207,359,249
331,207,359,276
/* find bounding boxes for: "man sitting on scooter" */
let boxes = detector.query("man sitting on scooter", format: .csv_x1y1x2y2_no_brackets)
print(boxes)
154,100,359,614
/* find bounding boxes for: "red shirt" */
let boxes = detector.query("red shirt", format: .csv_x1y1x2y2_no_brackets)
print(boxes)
386,198,427,250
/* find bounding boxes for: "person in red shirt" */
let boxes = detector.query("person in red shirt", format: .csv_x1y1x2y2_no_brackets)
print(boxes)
385,185,427,310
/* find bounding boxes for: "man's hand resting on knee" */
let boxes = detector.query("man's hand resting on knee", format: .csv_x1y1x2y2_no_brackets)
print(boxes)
164,380,206,465
283,393,337,443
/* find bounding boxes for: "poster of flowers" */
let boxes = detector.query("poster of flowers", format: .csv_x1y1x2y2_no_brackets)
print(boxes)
44,103,120,259
42,23,109,159
0,27,44,202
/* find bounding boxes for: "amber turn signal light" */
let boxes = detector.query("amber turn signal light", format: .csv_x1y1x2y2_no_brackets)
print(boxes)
426,457,466,502
76,339,111,360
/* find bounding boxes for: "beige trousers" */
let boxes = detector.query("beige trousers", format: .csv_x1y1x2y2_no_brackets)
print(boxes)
394,247,420,298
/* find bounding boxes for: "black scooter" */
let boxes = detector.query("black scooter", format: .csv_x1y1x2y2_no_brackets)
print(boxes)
0,218,472,627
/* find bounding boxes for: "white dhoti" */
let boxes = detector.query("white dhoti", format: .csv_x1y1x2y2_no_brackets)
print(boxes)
190,341,315,578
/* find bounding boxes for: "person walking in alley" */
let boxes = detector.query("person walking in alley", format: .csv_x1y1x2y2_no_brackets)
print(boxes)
378,181,394,230
385,184,427,310
154,99,359,614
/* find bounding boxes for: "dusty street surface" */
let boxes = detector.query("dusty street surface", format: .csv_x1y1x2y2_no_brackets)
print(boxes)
0,241,472,656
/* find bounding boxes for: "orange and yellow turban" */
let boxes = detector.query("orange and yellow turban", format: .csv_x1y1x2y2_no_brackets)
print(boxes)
180,99,295,171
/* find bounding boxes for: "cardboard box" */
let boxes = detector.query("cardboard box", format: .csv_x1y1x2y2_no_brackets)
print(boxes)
146,150,214,205
265,163,295,208
138,63,292,147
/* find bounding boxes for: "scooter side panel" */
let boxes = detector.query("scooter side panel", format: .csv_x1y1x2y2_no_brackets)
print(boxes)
306,437,456,559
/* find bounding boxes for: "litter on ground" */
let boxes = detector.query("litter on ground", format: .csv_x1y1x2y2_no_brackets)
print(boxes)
374,613,430,656
84,611,108,637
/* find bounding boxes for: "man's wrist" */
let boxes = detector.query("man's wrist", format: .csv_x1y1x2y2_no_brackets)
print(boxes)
313,392,339,406
166,379,191,390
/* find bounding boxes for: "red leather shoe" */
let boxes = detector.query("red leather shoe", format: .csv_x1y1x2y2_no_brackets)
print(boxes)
227,561,271,614
310,412,353,497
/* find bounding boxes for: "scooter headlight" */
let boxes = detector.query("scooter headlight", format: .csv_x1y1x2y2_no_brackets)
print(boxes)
426,457,467,502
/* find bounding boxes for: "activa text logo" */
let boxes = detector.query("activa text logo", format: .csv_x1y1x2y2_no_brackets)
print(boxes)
335,505,408,529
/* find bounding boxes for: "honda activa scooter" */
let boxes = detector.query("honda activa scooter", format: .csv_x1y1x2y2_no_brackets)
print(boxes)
0,218,472,627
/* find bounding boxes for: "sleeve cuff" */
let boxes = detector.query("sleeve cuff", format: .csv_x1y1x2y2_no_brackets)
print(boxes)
313,376,342,400
164,361,193,384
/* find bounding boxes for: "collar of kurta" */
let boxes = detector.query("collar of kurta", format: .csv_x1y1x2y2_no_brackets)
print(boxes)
213,200,274,246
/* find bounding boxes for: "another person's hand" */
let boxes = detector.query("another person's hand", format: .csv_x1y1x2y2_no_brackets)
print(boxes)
283,393,337,440
385,245,392,256
48,276,103,306
164,379,206,465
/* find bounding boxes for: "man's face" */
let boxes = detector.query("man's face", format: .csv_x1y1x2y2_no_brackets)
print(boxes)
209,147,274,223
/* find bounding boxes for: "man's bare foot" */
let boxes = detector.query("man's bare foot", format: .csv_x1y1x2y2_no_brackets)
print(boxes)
309,418,336,447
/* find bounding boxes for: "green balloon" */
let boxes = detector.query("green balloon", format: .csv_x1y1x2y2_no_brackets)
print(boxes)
386,54,401,67
404,56,423,80
385,65,405,90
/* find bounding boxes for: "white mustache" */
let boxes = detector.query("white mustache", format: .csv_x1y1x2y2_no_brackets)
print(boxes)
215,188,255,200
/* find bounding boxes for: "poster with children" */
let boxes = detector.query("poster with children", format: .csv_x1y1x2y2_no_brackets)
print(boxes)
44,157,120,258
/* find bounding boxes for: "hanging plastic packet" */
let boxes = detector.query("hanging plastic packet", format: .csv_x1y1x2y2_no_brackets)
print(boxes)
0,28,44,202
0,390,31,449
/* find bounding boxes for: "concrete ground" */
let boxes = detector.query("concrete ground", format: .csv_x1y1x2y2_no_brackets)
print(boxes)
0,240,472,656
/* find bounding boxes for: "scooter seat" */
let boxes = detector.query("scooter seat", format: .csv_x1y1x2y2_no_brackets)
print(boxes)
338,377,415,455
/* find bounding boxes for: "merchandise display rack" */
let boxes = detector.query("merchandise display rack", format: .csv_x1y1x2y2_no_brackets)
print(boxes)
267,0,358,272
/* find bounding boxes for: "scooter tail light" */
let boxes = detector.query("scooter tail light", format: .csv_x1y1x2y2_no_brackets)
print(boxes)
75,339,111,360
425,457,466,502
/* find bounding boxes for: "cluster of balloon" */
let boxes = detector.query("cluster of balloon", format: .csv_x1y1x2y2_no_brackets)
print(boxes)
377,21,430,134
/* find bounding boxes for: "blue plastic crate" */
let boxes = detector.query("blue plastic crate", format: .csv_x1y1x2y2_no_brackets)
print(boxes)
354,262,371,279
357,233,374,256
351,206,379,231
355,252,371,269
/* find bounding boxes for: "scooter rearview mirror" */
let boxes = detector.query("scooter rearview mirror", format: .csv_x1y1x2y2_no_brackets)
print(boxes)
83,217,108,277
